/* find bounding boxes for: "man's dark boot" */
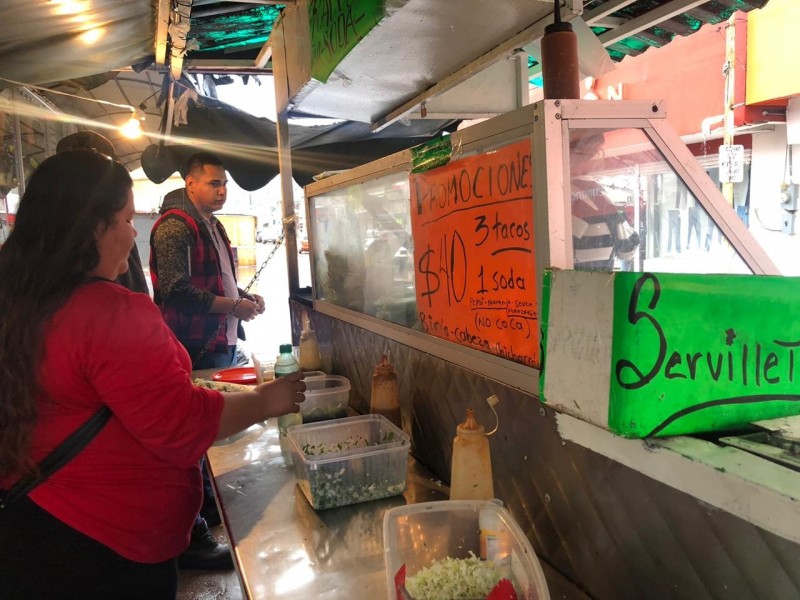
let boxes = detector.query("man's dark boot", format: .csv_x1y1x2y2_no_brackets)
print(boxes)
177,521,233,571
200,459,221,527
200,494,222,528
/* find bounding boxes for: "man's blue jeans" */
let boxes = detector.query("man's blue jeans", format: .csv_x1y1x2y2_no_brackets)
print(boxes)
191,345,237,371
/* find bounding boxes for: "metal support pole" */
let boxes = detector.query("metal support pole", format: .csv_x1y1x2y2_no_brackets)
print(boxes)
271,11,300,304
722,15,736,206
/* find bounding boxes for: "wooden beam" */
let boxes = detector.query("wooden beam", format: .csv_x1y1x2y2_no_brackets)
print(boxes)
217,0,293,4
255,42,273,69
583,0,638,25
598,0,708,47
155,0,170,66
591,16,628,28
183,59,272,74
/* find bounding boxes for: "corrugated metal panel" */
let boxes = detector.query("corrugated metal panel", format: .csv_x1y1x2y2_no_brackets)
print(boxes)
290,0,556,123
584,0,769,61
293,300,800,599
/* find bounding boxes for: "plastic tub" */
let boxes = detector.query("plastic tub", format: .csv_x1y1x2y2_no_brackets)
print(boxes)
302,370,327,380
300,374,350,423
383,500,550,600
287,414,410,510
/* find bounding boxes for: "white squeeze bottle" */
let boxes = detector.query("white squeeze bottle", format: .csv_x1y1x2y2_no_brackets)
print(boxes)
370,354,400,428
298,315,322,372
449,408,494,500
275,343,302,435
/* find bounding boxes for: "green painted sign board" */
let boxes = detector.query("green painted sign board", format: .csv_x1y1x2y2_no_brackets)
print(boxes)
610,271,800,437
309,0,384,83
540,269,800,438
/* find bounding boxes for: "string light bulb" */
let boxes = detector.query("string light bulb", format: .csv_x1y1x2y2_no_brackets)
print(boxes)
78,26,105,45
120,111,143,139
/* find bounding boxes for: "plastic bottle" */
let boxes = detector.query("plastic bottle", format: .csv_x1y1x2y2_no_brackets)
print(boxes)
479,499,510,577
449,408,494,500
275,343,302,435
370,354,400,428
298,315,322,372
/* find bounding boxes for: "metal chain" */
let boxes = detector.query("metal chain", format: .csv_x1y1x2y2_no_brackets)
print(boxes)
193,219,293,366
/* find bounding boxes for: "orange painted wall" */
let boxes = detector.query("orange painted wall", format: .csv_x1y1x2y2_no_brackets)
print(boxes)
593,22,729,137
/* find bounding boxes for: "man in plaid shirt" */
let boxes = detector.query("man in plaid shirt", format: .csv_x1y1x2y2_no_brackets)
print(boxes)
150,152,265,369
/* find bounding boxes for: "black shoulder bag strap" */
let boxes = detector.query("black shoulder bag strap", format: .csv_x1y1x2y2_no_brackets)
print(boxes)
0,406,112,509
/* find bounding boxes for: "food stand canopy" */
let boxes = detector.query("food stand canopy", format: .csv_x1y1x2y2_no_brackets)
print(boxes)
0,0,768,188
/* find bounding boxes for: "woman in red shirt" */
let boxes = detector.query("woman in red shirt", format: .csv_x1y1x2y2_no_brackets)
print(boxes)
0,150,305,599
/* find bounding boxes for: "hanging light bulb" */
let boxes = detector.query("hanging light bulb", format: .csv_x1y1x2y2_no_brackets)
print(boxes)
78,26,105,45
50,0,90,16
120,111,143,139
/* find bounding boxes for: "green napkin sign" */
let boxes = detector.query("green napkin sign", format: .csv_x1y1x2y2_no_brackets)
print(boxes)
611,272,800,437
540,269,800,439
309,0,384,83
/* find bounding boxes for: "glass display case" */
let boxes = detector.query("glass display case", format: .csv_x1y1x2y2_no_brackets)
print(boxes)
304,100,778,390
310,172,416,327
567,127,749,274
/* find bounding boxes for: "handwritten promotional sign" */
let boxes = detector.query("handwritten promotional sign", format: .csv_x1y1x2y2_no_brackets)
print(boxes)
611,272,800,437
309,0,384,83
410,140,538,368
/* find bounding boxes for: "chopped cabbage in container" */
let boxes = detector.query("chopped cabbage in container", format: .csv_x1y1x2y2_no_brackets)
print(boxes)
404,554,505,600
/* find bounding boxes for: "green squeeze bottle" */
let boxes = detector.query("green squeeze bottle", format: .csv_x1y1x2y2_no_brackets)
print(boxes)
276,344,302,435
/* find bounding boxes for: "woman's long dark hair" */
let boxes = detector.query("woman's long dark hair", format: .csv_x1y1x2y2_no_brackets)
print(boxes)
0,150,132,477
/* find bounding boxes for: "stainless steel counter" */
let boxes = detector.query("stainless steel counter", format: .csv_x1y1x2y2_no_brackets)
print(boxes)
205,418,449,600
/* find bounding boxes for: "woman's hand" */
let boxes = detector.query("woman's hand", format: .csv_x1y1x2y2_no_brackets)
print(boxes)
256,371,306,418
215,372,306,440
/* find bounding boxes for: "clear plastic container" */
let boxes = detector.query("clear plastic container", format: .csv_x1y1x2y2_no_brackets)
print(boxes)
286,414,410,510
383,500,550,600
251,352,275,384
302,370,327,380
300,374,350,423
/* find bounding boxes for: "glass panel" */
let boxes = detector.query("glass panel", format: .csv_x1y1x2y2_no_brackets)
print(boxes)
21,114,46,170
0,194,10,247
1,113,19,207
310,172,416,327
568,128,751,274
310,138,538,370
296,187,312,288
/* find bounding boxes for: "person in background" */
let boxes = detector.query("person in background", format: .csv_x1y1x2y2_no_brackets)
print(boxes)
56,131,149,294
569,131,639,270
0,150,305,599
149,152,264,369
57,133,230,570
149,152,265,567
686,191,702,251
